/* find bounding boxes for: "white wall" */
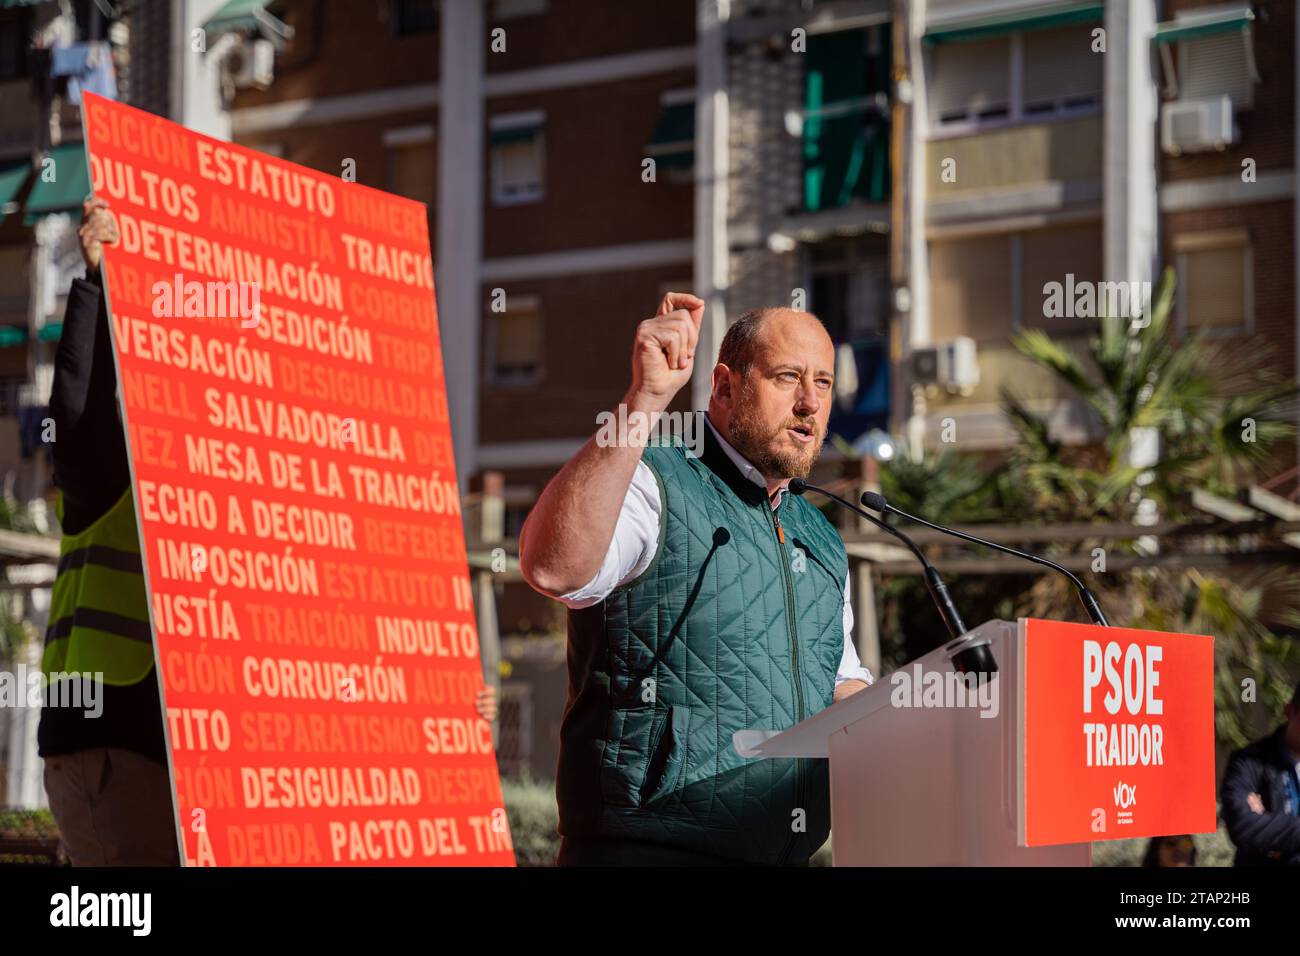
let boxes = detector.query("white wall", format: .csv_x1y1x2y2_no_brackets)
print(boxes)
172,0,235,140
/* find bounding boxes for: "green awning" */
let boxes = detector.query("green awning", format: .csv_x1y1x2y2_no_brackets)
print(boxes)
204,0,264,31
924,1,1104,45
0,159,32,224
37,322,62,342
204,0,291,39
0,326,28,348
1154,6,1255,44
24,143,89,225
489,125,540,146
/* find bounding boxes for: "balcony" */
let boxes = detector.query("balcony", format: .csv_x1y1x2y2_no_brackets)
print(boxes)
927,115,1103,225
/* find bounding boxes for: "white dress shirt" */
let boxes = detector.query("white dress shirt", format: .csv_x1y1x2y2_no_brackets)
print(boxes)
558,415,874,687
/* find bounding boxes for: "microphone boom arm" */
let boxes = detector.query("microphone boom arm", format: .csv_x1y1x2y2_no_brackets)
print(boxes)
790,479,967,639
863,494,1110,627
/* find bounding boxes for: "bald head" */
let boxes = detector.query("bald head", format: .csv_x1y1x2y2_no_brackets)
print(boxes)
717,307,832,376
709,307,836,487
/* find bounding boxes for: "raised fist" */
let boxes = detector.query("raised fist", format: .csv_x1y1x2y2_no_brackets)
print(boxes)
629,291,704,409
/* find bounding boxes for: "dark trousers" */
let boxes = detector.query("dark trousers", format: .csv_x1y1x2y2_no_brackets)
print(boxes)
557,836,810,867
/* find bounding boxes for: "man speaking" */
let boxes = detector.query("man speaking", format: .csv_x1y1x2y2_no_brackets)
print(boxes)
520,292,872,866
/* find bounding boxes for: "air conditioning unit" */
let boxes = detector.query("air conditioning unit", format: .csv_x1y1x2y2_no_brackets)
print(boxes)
1161,95,1236,156
227,38,276,90
911,337,979,393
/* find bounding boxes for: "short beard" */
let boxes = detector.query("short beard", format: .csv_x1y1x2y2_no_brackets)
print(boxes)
727,380,825,480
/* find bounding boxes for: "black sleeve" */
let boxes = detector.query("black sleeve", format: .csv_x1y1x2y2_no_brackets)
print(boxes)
1219,746,1300,862
49,273,131,535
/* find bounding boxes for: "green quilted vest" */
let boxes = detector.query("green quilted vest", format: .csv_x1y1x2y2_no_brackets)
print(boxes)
556,415,848,864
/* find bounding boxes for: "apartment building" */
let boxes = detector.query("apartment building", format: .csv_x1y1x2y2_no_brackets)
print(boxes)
215,0,908,775
215,0,697,777
1158,1,1294,389
0,0,218,808
0,0,170,509
222,0,696,550
899,0,1297,459
721,0,895,454
11,1,1282,786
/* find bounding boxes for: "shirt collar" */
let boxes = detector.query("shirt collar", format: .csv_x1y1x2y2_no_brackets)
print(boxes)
703,413,789,509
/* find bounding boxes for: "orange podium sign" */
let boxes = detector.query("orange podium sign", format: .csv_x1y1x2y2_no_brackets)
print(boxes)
1018,619,1216,847
81,93,514,865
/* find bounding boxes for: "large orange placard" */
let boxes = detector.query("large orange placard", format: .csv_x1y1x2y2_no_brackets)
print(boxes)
81,93,514,866
1019,618,1216,847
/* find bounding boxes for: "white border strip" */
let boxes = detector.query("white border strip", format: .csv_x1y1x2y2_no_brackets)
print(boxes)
1159,169,1295,213
482,45,695,97
489,109,546,131
481,238,693,281
233,83,438,135
231,45,697,134
477,438,587,469
382,123,434,146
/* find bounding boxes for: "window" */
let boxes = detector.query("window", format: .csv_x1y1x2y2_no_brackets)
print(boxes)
385,126,435,206
387,142,435,206
393,0,439,36
486,295,542,387
808,238,891,437
494,0,547,19
929,26,1101,133
646,92,695,183
929,221,1104,341
810,237,890,341
1156,4,1258,108
929,37,1010,127
1179,34,1255,108
489,113,544,205
1174,230,1251,335
929,234,1014,342
1020,223,1103,333
1022,25,1103,117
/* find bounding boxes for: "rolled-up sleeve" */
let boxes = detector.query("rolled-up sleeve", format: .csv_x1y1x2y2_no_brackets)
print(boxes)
556,460,662,609
836,571,874,686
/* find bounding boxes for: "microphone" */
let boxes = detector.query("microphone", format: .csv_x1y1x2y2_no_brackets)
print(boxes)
860,491,1110,627
789,478,996,676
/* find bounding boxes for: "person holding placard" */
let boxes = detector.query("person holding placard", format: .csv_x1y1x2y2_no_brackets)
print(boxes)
38,199,498,866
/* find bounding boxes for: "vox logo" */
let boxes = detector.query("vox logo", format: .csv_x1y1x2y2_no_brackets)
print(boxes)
1114,782,1137,807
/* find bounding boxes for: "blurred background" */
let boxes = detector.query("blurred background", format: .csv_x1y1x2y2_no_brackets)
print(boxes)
0,0,1296,865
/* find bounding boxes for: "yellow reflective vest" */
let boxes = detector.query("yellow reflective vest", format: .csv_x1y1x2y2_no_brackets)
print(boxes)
42,489,153,686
